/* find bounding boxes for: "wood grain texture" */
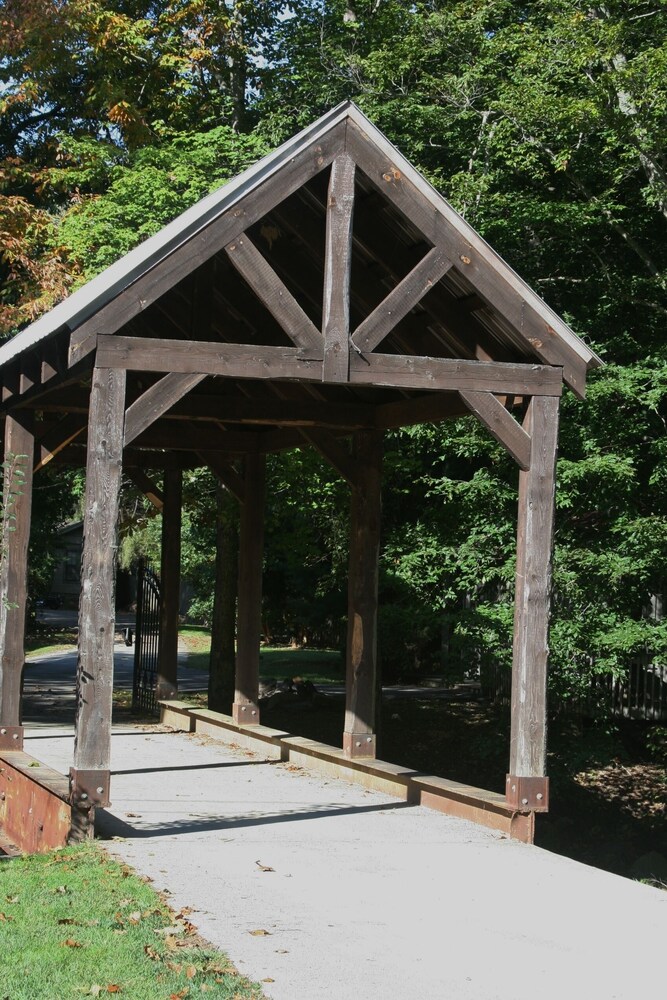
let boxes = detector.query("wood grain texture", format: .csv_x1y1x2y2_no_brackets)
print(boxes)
459,390,532,470
234,453,266,720
510,395,560,777
0,412,34,725
74,367,126,771
346,120,588,397
344,430,382,741
225,234,322,351
157,469,182,700
374,392,467,429
97,335,323,380
34,413,86,472
68,128,345,367
124,372,206,445
350,352,563,395
323,154,356,382
351,247,453,354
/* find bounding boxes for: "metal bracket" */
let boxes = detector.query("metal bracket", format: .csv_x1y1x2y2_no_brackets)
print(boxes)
506,775,549,812
0,726,23,751
69,768,111,808
232,702,260,726
343,732,377,759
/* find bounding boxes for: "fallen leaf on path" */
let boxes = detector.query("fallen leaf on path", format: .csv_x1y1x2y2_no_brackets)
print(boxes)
28,761,40,768
61,938,83,948
127,911,142,924
154,925,181,936
185,965,197,980
248,929,271,936
255,861,275,872
261,978,275,984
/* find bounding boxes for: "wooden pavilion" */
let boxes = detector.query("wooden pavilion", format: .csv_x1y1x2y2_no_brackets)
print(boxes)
0,103,601,850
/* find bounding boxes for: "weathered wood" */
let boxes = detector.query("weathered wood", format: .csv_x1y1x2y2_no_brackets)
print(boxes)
204,455,245,503
344,430,382,759
225,235,322,351
233,453,266,726
347,120,589,396
156,469,182,701
0,412,34,727
350,353,563,395
351,247,453,354
299,429,357,486
124,372,207,445
68,127,346,366
97,335,322,380
208,480,239,714
34,413,86,472
460,390,532,470
74,367,126,777
125,468,164,511
133,422,261,453
510,395,560,778
374,392,467,429
323,154,356,382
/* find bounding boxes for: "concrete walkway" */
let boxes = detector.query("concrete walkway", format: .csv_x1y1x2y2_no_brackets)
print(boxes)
24,720,666,1000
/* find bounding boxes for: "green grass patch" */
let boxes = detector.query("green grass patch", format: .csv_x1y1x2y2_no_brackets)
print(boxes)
179,631,343,686
25,629,78,659
0,843,264,1000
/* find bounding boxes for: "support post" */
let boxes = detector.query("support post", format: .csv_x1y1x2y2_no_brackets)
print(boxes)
0,412,34,749
156,469,182,700
71,367,125,832
343,430,382,759
233,453,265,726
506,395,559,812
209,480,239,714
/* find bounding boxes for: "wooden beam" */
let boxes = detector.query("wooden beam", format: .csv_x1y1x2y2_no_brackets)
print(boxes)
323,154,356,382
510,395,560,781
97,335,322,380
125,468,164,511
124,372,207,446
225,234,322,351
0,412,34,735
156,469,182,700
133,422,261,453
68,126,346,366
202,454,245,503
375,392,467,429
343,429,382,759
350,353,563,396
460,390,532,470
73,366,126,812
347,121,589,397
299,429,357,486
351,247,453,354
34,413,86,472
233,453,265,726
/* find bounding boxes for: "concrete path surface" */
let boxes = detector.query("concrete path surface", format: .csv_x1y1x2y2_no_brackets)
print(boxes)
24,721,666,1000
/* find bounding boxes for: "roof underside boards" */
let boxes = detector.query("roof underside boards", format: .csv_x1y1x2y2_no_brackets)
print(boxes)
0,104,602,468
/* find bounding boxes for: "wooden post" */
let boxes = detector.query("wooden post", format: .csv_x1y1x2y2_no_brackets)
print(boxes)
233,453,265,726
506,395,559,812
343,430,382,758
209,480,238,714
156,469,182,700
71,367,125,828
0,411,34,749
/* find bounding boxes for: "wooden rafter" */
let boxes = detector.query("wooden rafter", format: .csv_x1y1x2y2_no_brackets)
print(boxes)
224,234,321,351
34,413,86,472
459,390,532,470
124,372,207,446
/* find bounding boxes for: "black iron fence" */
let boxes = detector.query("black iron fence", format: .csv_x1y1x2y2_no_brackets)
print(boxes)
132,559,161,717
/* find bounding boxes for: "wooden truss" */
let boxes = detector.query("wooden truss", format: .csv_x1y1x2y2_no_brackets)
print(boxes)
0,104,600,848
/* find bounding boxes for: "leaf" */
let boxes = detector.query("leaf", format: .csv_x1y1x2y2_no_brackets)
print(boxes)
58,917,78,925
5,895,19,903
248,929,271,936
185,965,197,980
61,938,83,948
28,761,40,767
255,860,275,872
262,978,275,984
106,988,121,994
169,991,189,1000
0,913,13,922
143,945,160,961
127,911,142,924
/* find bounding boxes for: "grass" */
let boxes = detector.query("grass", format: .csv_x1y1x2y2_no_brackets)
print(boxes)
0,843,265,1000
178,628,343,686
25,628,77,659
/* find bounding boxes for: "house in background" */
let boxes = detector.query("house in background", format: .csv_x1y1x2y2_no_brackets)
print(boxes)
48,521,134,610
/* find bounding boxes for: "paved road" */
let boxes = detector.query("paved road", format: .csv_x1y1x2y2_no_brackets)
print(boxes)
25,721,667,1000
